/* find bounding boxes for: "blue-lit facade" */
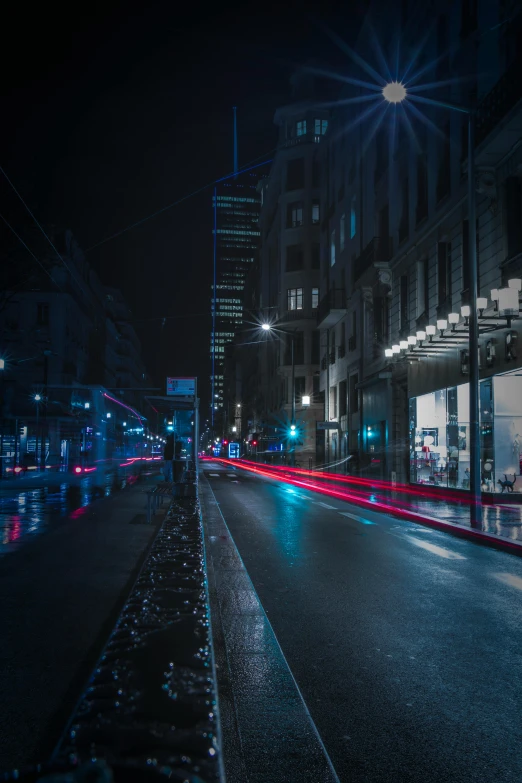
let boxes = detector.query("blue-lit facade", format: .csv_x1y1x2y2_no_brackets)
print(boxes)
210,173,262,415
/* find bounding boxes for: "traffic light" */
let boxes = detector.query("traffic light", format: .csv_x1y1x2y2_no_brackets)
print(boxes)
289,424,297,438
252,440,258,446
223,439,228,445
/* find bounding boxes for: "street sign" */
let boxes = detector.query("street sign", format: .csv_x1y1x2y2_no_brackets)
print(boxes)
317,422,340,430
228,442,240,459
166,377,197,397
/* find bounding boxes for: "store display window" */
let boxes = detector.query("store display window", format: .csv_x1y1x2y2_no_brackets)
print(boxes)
409,375,522,494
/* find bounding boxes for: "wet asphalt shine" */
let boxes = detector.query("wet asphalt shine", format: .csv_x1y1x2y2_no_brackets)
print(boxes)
203,462,522,783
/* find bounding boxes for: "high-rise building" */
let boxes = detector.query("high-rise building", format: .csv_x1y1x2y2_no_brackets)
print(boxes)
210,170,263,423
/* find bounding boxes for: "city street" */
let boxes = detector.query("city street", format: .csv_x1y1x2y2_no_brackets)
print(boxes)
202,461,522,783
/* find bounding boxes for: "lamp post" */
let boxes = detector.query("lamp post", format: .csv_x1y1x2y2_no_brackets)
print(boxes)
383,83,481,526
34,394,42,470
262,323,297,466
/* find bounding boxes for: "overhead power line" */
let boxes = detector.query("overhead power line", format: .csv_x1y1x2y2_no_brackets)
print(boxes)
85,151,275,253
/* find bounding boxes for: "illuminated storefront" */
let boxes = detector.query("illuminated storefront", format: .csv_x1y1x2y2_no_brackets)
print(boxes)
409,372,522,494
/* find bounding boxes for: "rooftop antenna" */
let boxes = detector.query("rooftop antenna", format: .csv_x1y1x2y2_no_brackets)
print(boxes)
233,106,238,178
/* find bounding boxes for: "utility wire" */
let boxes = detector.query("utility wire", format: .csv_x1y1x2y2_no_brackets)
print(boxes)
86,149,276,252
0,165,90,299
0,212,64,292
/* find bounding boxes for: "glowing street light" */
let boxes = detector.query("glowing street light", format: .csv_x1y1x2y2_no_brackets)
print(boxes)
382,81,407,103
261,322,271,331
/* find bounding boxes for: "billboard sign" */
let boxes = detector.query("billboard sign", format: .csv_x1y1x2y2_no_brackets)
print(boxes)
166,377,197,397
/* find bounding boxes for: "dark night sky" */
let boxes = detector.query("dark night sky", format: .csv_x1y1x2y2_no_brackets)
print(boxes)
2,0,364,413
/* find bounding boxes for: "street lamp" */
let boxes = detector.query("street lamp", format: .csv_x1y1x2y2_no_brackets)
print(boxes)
382,83,481,526
34,394,42,470
261,323,297,466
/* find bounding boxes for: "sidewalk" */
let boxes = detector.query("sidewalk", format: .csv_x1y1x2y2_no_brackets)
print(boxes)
0,472,163,772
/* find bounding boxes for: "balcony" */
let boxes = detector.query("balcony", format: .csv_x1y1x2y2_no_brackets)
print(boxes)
316,287,346,328
282,132,324,149
280,308,311,323
353,237,392,284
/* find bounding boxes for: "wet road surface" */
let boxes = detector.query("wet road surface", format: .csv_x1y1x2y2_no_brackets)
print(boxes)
0,470,143,554
203,461,522,783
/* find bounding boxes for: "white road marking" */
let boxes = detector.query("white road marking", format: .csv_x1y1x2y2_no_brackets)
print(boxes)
339,512,376,526
314,502,339,510
226,473,237,477
409,538,466,560
209,473,220,477
492,572,522,591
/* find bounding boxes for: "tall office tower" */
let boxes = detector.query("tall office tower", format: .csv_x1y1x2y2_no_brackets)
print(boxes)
210,172,261,420
210,108,266,425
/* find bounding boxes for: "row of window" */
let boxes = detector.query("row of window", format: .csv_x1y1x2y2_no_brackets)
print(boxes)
286,243,320,271
287,287,320,311
330,200,357,266
295,118,329,137
287,200,320,228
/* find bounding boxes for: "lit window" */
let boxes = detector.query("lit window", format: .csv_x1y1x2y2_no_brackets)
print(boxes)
314,118,328,135
330,230,336,266
312,200,320,224
312,287,319,309
296,120,307,136
287,288,304,311
350,196,357,238
287,202,303,227
340,213,346,251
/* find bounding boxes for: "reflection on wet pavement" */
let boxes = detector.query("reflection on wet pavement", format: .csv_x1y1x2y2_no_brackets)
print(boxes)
0,471,141,553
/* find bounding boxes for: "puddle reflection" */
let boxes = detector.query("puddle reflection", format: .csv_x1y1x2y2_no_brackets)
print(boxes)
0,469,143,554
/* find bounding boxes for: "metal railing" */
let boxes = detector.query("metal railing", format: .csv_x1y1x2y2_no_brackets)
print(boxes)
353,237,392,283
316,288,346,325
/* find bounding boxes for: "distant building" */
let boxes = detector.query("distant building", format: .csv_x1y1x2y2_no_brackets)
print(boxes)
210,170,263,424
0,228,149,474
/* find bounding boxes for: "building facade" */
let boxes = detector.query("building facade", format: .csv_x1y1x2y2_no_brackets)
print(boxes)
317,0,522,493
232,74,330,464
0,228,149,475
210,172,262,428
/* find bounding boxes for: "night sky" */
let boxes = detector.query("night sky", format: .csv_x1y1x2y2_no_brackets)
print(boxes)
2,0,362,413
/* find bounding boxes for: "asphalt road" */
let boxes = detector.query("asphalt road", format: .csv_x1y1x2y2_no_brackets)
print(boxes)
203,462,522,783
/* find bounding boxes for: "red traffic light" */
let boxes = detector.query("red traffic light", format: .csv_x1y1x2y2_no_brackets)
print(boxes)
223,439,228,445
252,440,257,446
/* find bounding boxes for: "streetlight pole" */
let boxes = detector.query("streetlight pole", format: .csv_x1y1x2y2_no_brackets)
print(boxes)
467,111,481,527
382,83,481,527
34,395,41,470
290,333,296,467
261,323,297,466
